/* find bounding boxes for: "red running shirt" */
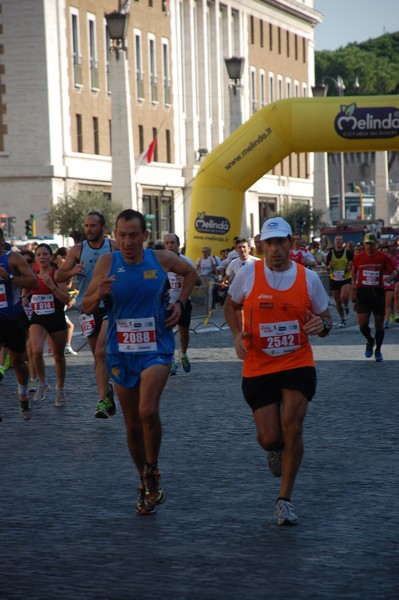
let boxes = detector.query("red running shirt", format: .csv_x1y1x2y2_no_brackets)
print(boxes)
353,250,395,288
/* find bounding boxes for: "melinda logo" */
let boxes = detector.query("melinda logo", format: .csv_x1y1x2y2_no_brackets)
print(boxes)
195,212,230,234
334,103,399,139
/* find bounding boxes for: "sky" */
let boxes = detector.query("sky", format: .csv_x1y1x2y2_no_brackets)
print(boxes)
314,0,399,51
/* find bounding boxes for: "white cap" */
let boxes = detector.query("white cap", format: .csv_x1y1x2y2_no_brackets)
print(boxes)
260,217,292,241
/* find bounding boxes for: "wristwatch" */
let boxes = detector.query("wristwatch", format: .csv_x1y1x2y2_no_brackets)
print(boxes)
176,299,186,310
8,273,15,281
322,318,332,335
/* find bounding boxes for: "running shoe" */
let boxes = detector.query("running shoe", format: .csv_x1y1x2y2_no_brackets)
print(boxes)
365,340,375,358
106,383,116,416
94,387,116,419
143,465,165,509
180,354,191,373
55,387,67,407
33,382,50,402
395,314,399,323
338,319,346,328
274,499,297,526
344,306,350,316
267,449,282,477
65,345,78,356
169,360,178,376
0,365,4,381
29,378,38,393
19,397,31,420
384,321,390,329
136,480,156,515
374,350,384,362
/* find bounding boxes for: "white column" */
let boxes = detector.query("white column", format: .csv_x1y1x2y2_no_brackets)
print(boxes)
374,151,389,225
313,152,330,223
109,50,137,209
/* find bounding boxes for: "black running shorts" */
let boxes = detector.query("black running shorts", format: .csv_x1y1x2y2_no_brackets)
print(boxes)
242,366,317,412
0,311,30,354
356,287,385,315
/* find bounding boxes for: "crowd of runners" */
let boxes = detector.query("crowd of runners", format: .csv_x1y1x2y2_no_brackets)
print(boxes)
1,211,398,525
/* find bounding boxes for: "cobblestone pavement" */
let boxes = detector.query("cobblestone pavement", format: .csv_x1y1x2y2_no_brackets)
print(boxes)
1,307,398,599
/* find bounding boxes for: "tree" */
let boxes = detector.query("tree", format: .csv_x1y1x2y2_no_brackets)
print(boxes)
47,190,124,243
315,32,399,96
280,204,326,240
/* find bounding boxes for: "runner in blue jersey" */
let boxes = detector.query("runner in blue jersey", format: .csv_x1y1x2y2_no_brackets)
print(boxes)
83,209,197,515
56,211,119,418
0,228,37,420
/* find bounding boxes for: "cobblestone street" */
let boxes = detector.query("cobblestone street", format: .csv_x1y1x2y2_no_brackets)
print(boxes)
1,308,398,599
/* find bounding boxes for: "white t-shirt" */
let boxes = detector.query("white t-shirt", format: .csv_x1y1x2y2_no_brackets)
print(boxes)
226,255,260,278
228,261,329,315
196,255,216,276
168,253,195,304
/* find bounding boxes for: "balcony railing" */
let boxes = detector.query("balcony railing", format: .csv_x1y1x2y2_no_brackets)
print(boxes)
164,81,171,105
90,60,99,90
151,75,158,103
73,56,82,87
136,75,144,99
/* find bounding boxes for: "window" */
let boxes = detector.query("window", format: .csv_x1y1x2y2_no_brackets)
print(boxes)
286,78,291,98
250,16,254,44
260,20,264,48
76,114,83,152
152,127,158,161
302,37,306,63
166,129,171,163
142,193,174,241
286,30,290,57
135,30,144,99
250,67,257,114
109,120,112,154
105,24,111,93
278,75,283,100
269,23,273,51
149,35,158,103
278,27,281,54
88,15,99,90
294,34,298,60
260,70,266,107
71,10,82,87
294,81,299,97
269,73,274,103
139,124,144,153
162,40,171,105
93,117,99,154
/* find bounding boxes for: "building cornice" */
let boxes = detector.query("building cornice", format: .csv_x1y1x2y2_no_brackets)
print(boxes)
256,0,323,26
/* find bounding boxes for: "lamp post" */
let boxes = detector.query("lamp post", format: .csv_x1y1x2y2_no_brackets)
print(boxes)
224,56,245,134
105,7,137,209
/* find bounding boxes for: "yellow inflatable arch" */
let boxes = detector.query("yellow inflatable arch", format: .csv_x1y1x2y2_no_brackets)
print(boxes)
186,96,399,260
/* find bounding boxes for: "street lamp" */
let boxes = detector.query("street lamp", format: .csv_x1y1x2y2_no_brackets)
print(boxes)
225,56,245,134
312,75,359,221
105,11,129,54
105,6,136,209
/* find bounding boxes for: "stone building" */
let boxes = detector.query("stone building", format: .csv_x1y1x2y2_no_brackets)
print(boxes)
0,0,322,244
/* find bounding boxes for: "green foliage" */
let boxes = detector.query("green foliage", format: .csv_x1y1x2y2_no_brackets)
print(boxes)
47,190,124,243
315,32,399,95
280,204,326,238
